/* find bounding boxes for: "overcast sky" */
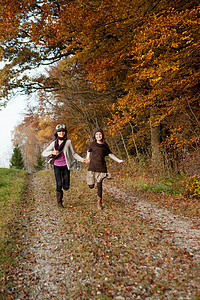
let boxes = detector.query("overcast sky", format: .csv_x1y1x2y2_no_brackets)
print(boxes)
0,65,46,168
0,95,28,168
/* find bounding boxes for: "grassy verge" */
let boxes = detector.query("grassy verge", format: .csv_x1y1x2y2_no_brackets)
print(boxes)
108,160,200,219
0,168,27,289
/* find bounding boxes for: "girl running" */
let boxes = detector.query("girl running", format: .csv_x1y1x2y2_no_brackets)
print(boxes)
42,124,86,208
86,128,124,210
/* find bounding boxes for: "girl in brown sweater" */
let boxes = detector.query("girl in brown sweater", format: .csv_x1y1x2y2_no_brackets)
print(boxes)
86,128,124,210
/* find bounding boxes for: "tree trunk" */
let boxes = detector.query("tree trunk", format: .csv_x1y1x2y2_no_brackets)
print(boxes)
119,131,131,163
150,108,163,173
129,121,140,161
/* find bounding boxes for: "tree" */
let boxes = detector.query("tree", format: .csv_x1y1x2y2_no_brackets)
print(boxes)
0,0,198,102
34,149,46,172
43,58,117,150
10,144,24,169
12,122,42,173
1,0,199,173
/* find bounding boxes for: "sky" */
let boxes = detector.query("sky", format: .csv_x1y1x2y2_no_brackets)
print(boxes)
0,64,45,168
0,95,28,168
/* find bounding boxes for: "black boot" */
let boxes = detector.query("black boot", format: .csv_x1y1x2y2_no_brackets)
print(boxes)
56,191,64,208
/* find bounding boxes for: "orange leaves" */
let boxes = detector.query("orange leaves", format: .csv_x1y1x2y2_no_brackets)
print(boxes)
0,0,199,159
37,116,54,143
0,0,30,39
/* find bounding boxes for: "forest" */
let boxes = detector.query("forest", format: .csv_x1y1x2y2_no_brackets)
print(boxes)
0,0,200,188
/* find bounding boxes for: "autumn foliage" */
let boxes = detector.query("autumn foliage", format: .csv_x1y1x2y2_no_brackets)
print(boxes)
0,0,199,175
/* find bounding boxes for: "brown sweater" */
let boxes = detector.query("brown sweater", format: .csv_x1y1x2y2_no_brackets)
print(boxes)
88,141,112,172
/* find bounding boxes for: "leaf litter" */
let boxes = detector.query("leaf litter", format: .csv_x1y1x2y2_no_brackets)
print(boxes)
1,170,200,299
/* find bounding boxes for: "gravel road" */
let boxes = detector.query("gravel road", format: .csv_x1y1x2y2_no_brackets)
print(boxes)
10,172,200,299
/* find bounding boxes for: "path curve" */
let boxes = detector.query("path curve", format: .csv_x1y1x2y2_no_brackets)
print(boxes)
104,183,200,260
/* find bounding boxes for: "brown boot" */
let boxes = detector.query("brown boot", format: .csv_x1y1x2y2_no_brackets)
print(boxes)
56,191,64,208
97,195,103,210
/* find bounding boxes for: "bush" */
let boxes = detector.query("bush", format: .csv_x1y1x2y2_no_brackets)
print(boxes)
183,174,200,199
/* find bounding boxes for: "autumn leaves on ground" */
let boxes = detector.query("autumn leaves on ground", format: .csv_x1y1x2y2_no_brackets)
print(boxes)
0,168,200,299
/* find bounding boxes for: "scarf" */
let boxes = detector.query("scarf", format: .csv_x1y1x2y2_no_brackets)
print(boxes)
48,138,67,164
52,137,67,160
54,137,67,152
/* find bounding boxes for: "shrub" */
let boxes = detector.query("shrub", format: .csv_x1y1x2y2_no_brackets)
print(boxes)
183,174,200,199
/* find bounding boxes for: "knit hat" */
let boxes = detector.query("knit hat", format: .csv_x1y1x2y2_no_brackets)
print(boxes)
56,124,67,132
93,128,104,140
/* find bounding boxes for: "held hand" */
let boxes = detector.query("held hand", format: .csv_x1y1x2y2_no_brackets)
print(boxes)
83,158,90,164
52,150,59,155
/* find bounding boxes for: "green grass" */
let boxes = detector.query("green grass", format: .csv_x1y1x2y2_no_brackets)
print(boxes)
118,172,185,196
0,168,27,280
109,164,200,217
144,175,185,195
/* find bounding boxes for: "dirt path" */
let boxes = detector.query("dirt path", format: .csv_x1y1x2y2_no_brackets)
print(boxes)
104,183,200,260
13,173,75,299
10,172,200,299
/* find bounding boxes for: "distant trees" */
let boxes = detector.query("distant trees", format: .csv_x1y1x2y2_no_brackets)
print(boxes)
10,144,24,170
11,114,53,173
11,123,39,173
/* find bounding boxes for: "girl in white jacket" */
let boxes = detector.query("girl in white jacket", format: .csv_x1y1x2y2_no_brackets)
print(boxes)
42,124,86,208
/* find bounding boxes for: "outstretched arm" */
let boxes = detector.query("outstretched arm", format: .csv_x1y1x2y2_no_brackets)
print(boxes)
85,151,91,164
86,151,91,160
109,153,124,163
69,140,85,163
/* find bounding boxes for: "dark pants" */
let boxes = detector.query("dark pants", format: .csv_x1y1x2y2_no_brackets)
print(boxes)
54,165,70,192
89,181,103,198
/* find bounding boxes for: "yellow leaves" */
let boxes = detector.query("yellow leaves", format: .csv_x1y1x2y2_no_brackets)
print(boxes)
37,128,52,143
36,116,54,143
151,76,162,83
171,42,179,48
146,50,154,60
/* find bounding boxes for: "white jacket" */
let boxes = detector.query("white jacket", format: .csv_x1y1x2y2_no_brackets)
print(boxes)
42,139,84,169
